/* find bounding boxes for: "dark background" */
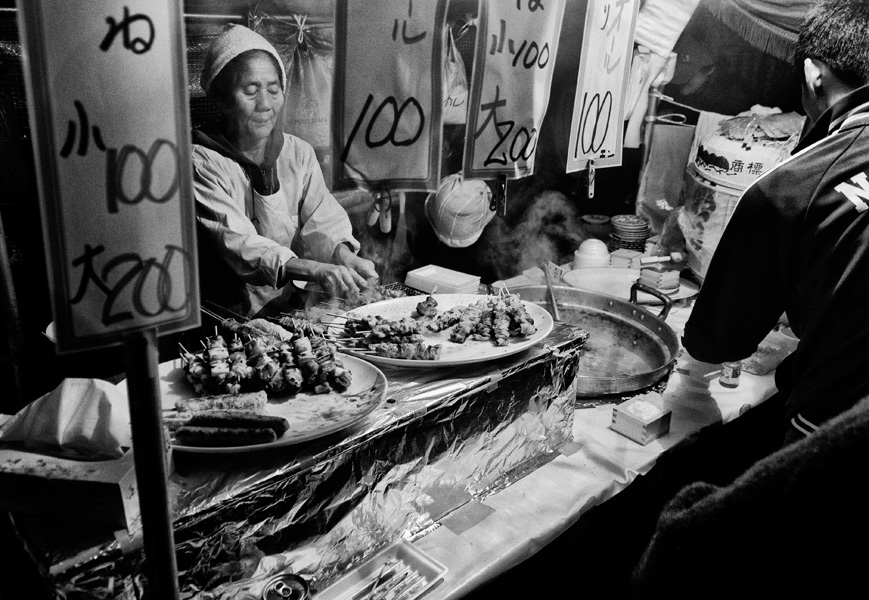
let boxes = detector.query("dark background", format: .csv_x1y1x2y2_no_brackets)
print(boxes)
0,0,801,407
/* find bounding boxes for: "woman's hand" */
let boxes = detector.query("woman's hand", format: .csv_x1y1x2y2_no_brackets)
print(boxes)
333,244,378,282
310,263,367,298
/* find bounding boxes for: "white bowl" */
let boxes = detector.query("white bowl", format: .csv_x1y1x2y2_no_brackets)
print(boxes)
573,239,610,269
578,238,609,253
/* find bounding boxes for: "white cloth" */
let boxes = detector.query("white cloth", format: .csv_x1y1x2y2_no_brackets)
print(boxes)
200,24,287,95
0,379,131,460
634,0,701,58
193,133,360,315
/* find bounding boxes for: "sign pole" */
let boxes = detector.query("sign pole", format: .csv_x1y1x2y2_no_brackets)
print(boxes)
16,3,195,594
123,328,179,600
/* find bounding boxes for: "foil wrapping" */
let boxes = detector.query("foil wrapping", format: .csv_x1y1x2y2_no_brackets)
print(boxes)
44,324,587,599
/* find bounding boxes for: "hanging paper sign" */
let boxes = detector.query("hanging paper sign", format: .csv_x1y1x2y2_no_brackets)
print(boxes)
17,0,199,353
463,0,566,180
566,0,639,172
333,0,447,191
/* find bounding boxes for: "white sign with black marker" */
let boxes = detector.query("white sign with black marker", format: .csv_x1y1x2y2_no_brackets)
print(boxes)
17,0,198,353
567,0,639,172
332,0,447,192
464,0,566,179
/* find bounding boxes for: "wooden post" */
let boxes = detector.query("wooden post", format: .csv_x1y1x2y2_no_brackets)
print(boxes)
123,329,179,600
0,206,25,411
638,85,661,202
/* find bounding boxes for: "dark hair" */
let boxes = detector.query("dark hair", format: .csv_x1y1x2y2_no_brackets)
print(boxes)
207,49,284,108
795,0,869,87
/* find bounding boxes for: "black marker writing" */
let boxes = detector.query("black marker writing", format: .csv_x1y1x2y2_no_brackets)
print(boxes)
475,86,537,167
391,0,426,45
60,100,106,158
341,94,424,163
106,138,180,214
70,243,189,326
489,19,550,70
603,0,630,74
100,6,155,54
521,0,545,12
574,91,613,157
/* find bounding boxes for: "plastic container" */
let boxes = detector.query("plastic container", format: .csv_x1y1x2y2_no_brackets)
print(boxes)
316,539,448,600
404,264,480,294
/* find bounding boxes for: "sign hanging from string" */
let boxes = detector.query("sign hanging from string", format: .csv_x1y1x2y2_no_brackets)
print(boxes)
332,0,447,192
17,0,198,353
464,0,566,180
567,0,639,173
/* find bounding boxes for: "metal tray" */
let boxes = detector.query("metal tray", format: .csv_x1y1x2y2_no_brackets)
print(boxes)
316,539,447,600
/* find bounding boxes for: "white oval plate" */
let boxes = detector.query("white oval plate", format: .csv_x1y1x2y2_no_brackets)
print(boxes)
118,354,387,453
562,268,700,304
335,293,553,368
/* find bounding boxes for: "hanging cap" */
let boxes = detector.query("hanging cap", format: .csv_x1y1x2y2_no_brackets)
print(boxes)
425,174,495,248
200,24,286,97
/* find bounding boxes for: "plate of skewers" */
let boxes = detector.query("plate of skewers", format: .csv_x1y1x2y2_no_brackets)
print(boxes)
155,315,388,453
328,292,554,368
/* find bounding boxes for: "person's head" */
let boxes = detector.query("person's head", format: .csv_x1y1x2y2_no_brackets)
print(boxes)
200,25,286,145
795,0,869,121
425,174,495,248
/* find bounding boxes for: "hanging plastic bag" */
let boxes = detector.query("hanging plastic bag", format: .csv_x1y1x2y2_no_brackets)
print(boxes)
443,27,468,125
251,9,334,186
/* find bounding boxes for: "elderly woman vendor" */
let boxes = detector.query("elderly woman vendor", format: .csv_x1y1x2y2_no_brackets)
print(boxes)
193,25,376,317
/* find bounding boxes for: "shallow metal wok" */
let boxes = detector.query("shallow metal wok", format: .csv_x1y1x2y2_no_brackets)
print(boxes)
509,283,680,397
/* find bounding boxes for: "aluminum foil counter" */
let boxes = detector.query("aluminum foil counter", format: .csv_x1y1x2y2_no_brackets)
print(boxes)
24,321,588,599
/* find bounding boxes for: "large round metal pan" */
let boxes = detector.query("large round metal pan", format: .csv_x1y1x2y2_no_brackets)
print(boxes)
509,283,681,397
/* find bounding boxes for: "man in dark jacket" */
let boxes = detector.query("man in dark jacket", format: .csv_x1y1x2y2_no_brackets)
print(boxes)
682,0,869,445
631,395,869,599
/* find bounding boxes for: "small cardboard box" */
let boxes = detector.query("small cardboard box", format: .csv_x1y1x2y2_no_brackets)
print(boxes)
611,394,672,445
609,249,643,269
0,443,173,532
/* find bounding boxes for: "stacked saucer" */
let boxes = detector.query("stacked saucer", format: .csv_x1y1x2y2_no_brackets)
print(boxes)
608,214,651,252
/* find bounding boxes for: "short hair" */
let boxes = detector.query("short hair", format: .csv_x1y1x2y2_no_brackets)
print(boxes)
207,49,284,108
795,0,869,87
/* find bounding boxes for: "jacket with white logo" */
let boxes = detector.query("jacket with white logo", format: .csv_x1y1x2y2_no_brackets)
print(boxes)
683,84,869,426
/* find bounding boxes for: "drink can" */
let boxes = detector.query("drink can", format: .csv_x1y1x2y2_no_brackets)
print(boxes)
262,573,310,600
719,361,742,388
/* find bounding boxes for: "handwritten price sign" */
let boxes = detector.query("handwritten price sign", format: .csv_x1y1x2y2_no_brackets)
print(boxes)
567,0,638,172
333,0,446,191
464,0,565,179
17,0,198,352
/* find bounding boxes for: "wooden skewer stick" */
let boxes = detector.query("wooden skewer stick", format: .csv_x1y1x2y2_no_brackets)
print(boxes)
199,306,224,321
202,300,248,321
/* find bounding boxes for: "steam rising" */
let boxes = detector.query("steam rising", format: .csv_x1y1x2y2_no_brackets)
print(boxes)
480,190,587,280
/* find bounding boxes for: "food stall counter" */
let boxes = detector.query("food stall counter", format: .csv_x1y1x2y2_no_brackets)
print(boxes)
406,299,789,599
5,294,795,599
8,309,588,599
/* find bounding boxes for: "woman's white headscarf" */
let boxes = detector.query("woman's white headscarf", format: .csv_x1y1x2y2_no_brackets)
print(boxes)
199,24,286,97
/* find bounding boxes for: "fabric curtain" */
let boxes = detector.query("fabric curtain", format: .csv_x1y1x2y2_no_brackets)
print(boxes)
702,0,814,62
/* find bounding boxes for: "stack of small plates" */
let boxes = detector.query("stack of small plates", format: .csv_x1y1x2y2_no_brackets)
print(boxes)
608,214,652,252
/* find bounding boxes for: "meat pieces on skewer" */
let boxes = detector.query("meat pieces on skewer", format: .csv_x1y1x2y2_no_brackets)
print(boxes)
416,295,438,317
369,341,442,360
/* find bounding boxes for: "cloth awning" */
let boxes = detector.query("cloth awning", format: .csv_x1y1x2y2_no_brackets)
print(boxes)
702,0,814,62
